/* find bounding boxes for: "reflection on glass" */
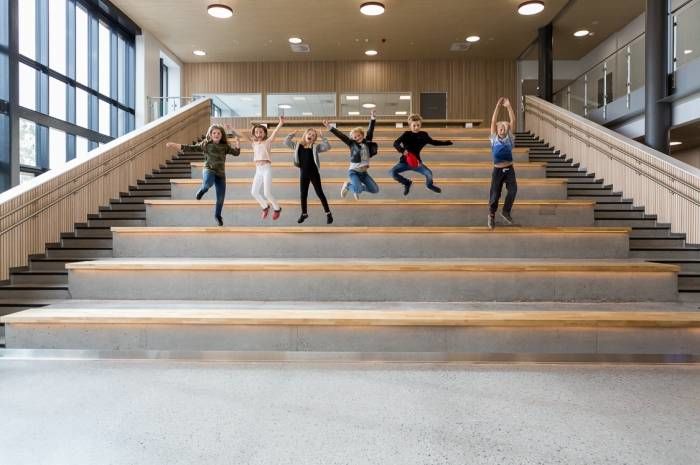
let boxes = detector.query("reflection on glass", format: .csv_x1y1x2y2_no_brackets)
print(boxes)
340,93,411,117
193,93,262,117
49,77,67,120
98,22,110,96
118,37,126,105
0,53,8,101
76,5,89,86
99,99,110,135
676,1,700,69
48,0,67,74
76,88,88,127
18,63,36,110
630,36,645,92
20,172,36,184
267,93,336,117
49,128,66,169
0,0,8,47
76,136,89,158
18,0,35,59
586,63,608,110
570,77,586,116
19,118,37,167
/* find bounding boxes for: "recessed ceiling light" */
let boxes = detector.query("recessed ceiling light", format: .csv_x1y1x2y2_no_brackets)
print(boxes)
670,141,683,146
348,111,360,115
574,30,590,37
395,111,407,115
517,1,545,15
365,49,378,56
293,96,306,101
362,103,377,109
360,2,385,16
684,49,693,55
207,4,234,19
399,95,411,100
466,35,480,43
278,104,292,109
288,37,303,44
302,112,313,116
346,95,360,100
193,50,206,56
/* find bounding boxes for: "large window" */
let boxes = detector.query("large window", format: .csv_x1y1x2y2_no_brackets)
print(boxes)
0,0,8,190
10,0,136,182
193,93,262,117
339,92,412,117
266,93,336,118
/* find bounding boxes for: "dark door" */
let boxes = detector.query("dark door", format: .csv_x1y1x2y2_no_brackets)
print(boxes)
420,93,447,119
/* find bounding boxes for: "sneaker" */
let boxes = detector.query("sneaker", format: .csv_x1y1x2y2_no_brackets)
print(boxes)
272,208,282,220
487,214,495,230
403,180,412,196
427,184,442,194
215,215,224,227
196,190,205,200
261,207,270,219
340,182,349,198
353,192,360,201
297,213,309,224
326,212,333,224
500,211,513,225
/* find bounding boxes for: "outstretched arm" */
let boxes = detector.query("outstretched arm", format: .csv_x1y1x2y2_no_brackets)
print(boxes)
166,141,203,153
503,98,516,133
268,115,285,141
427,135,453,146
316,130,331,153
323,119,353,146
284,132,297,150
491,97,504,134
366,109,376,141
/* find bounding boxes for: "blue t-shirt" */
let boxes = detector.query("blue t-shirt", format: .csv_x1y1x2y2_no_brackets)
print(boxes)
490,133,514,164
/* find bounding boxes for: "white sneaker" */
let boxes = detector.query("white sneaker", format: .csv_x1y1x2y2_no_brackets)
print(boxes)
340,182,349,198
353,192,360,201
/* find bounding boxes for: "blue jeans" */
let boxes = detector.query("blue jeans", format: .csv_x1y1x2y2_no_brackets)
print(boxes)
198,169,227,218
348,170,379,194
390,161,435,187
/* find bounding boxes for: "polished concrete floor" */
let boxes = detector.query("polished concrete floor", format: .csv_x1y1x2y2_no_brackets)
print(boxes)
0,359,698,465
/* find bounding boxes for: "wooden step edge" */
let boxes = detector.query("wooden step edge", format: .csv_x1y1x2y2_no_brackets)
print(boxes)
64,259,680,273
188,162,549,168
143,199,596,207
110,226,632,235
169,178,568,185
4,309,699,328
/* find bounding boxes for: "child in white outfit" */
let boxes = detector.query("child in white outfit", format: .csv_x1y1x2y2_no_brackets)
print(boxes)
244,116,284,220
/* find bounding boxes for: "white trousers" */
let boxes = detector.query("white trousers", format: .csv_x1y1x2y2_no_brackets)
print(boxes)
251,162,280,210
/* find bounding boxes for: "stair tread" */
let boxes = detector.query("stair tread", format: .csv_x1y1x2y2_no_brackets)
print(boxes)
111,226,630,234
145,199,595,206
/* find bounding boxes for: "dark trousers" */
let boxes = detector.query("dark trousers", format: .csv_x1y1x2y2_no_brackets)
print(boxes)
198,169,226,218
489,166,517,214
300,169,330,214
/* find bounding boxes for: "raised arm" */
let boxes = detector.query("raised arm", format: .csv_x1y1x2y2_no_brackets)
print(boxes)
491,97,504,134
268,115,285,141
316,131,331,153
284,132,297,150
503,98,516,133
366,109,376,141
323,119,353,146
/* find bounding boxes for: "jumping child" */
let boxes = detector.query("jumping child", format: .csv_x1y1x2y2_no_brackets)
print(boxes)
166,124,240,226
487,97,517,230
391,114,452,196
285,128,334,224
240,116,285,220
323,110,379,200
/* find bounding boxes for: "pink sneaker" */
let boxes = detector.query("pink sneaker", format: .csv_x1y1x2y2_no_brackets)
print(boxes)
261,207,270,219
272,208,282,220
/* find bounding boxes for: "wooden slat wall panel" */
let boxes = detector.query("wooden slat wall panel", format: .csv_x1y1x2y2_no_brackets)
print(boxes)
0,99,212,281
184,59,517,123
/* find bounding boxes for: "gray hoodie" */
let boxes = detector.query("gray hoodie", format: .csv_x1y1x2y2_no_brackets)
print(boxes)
285,132,332,169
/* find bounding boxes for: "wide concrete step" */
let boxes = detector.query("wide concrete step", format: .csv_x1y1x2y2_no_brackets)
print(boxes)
65,258,679,302
112,226,630,259
145,199,596,227
4,301,698,355
171,178,568,201
191,162,548,179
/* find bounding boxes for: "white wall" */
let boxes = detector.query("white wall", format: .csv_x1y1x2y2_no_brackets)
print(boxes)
135,30,184,127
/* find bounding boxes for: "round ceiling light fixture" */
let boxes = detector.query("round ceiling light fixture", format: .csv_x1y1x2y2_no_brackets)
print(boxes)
288,37,303,44
360,2,385,16
278,104,292,109
518,1,545,16
466,35,481,43
193,50,207,56
365,49,378,56
362,103,377,109
207,4,234,19
574,29,590,37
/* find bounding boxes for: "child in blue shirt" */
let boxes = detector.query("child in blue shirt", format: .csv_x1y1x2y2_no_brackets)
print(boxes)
488,97,518,229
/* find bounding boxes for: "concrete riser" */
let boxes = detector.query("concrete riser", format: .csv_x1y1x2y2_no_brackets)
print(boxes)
45,249,112,259
171,182,568,201
68,269,678,302
257,151,530,163
191,165,548,179
113,232,630,259
0,289,70,299
145,203,595,227
630,250,700,259
11,274,68,285
6,324,697,354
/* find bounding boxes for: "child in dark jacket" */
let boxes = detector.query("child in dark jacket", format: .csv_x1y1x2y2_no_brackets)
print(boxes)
166,124,239,226
323,110,379,200
391,114,452,196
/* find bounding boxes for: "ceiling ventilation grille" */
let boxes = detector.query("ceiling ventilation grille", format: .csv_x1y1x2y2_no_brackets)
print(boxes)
290,43,311,53
450,42,472,52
